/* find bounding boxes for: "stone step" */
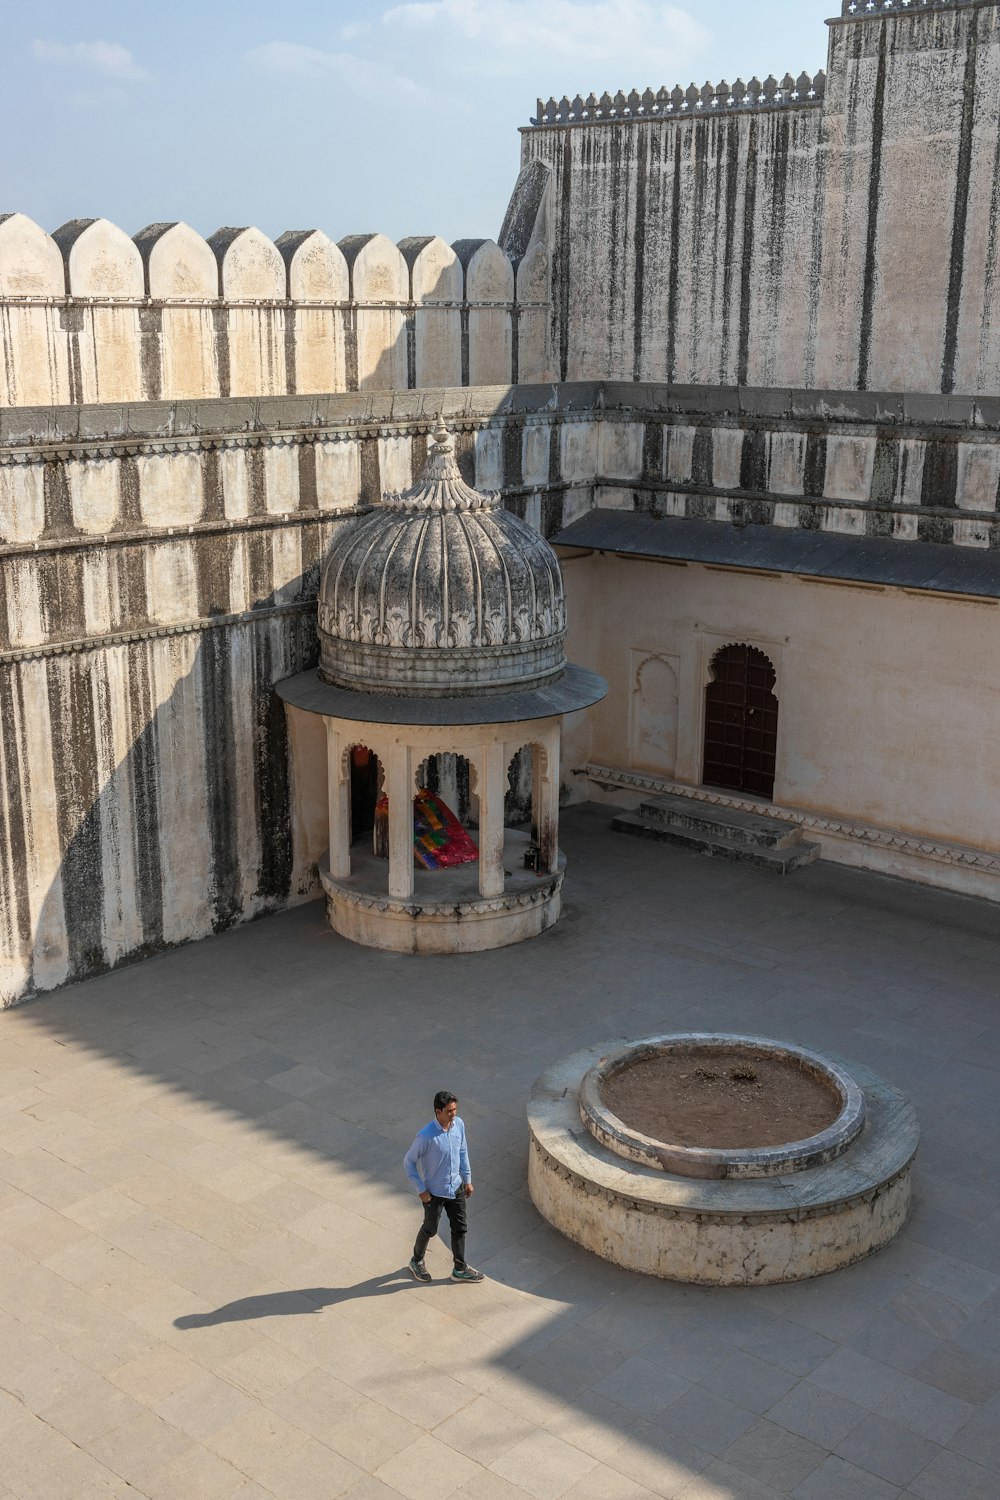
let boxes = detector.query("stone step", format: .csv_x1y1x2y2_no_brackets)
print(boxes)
612,811,821,874
634,793,804,850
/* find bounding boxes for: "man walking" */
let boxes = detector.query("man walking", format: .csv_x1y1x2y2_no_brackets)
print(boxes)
404,1091,485,1282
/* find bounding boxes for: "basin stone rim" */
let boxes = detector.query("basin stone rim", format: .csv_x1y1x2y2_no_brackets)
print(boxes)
579,1031,866,1180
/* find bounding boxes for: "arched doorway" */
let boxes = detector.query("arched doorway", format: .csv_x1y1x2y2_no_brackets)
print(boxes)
702,645,778,799
350,746,381,843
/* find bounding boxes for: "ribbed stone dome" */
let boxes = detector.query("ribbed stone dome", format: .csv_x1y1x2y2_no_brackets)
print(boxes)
318,420,568,698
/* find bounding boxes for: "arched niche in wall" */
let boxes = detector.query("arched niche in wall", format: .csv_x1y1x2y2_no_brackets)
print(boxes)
629,651,680,777
400,235,462,389
339,233,408,391
455,238,514,387
276,229,349,394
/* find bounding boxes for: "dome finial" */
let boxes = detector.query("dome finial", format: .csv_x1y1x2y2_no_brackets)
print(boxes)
432,412,452,451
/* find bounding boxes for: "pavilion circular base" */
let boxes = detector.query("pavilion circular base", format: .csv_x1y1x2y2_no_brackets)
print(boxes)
528,1042,919,1286
319,835,566,954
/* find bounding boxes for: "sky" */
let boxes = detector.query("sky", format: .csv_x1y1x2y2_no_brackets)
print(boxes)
3,1,837,247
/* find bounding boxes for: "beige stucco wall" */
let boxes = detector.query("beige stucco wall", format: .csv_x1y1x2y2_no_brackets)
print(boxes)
561,553,1000,856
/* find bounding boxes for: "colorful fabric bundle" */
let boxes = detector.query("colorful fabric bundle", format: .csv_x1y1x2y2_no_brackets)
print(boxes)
372,789,479,870
413,788,478,869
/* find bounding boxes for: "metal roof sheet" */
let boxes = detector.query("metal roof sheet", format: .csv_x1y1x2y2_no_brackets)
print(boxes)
553,511,1000,599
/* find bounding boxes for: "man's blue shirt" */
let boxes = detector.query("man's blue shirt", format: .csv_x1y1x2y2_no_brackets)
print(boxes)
404,1116,471,1198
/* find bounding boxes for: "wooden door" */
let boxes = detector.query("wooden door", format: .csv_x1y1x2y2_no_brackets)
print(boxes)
702,645,778,799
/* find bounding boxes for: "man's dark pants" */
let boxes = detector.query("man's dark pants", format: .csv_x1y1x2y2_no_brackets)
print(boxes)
414,1191,467,1269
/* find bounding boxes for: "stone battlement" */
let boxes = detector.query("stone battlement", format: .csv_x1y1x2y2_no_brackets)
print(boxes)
0,217,551,409
530,73,826,129
836,0,981,18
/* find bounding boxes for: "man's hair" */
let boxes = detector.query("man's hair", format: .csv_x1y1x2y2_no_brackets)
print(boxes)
434,1090,458,1112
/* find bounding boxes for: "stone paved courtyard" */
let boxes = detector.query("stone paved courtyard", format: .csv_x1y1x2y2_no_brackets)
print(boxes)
2,805,1000,1500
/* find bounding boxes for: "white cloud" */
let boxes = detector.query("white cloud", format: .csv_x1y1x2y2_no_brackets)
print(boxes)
245,42,426,101
32,39,149,81
381,0,708,83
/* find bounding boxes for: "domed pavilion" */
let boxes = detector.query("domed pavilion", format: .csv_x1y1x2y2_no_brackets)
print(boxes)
277,418,606,952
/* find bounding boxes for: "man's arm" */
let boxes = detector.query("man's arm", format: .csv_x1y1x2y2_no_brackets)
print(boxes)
459,1120,472,1190
403,1134,427,1194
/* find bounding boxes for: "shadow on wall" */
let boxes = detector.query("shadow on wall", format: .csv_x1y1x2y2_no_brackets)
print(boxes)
2,567,321,1008
0,377,558,1008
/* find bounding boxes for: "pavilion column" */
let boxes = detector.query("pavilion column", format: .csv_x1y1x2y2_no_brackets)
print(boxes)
327,723,351,879
477,740,507,899
536,729,561,874
386,745,415,900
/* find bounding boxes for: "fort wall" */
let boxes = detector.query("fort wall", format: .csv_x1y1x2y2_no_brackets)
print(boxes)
4,380,1000,1005
0,220,548,408
517,0,1000,394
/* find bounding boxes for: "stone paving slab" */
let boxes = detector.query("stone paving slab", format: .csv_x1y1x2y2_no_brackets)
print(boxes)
1,805,1000,1499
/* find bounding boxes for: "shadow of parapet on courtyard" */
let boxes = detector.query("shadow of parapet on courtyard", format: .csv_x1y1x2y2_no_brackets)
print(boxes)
5,807,1000,1492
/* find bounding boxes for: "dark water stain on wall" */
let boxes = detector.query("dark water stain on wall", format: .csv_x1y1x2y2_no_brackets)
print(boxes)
942,17,977,393
199,628,242,932
0,668,33,961
921,441,959,508
359,437,381,506
47,657,104,977
126,648,165,955
253,625,293,902
803,433,828,499
737,116,759,388
196,533,232,618
858,24,888,390
42,461,76,539
692,426,714,489
297,442,318,514
139,307,163,402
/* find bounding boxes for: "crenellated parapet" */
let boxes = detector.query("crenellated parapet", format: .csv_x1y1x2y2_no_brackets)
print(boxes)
836,0,979,16
530,73,826,129
0,216,552,409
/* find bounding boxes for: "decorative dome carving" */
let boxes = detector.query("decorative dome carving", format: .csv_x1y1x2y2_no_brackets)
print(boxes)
318,420,568,698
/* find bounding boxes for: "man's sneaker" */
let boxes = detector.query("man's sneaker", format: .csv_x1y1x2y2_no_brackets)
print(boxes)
450,1265,485,1282
408,1258,432,1283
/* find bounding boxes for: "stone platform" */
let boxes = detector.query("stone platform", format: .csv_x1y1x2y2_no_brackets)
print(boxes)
2,806,999,1499
613,793,821,873
529,1041,919,1286
319,829,565,953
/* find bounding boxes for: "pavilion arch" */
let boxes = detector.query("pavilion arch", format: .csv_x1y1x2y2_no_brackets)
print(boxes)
342,742,382,850
416,751,473,827
505,741,539,828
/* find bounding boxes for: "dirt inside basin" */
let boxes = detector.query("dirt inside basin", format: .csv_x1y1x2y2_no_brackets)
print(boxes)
601,1049,841,1150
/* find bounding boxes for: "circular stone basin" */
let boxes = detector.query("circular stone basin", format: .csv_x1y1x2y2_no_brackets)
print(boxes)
529,1036,919,1285
580,1034,865,1179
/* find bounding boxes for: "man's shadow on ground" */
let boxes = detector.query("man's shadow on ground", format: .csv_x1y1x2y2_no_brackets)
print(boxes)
174,1269,418,1328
